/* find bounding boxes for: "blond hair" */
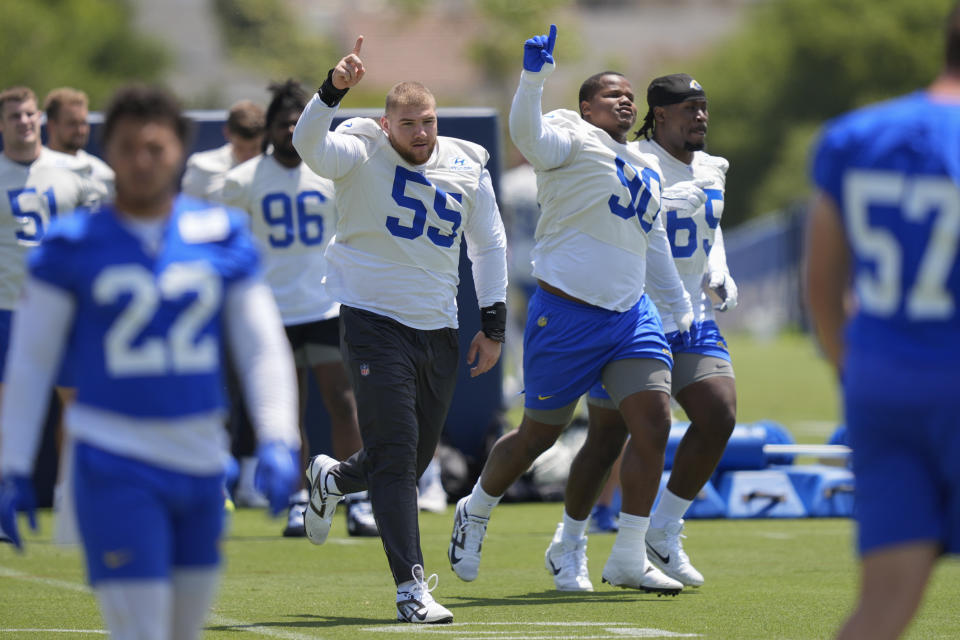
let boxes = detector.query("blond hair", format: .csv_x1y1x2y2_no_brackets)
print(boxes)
43,87,89,122
0,86,37,112
385,81,436,114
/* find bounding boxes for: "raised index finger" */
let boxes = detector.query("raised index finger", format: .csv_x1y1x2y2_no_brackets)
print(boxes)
352,35,364,56
546,24,557,53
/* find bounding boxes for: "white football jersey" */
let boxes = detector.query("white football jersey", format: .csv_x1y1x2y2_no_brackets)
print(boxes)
182,143,237,201
221,153,339,325
76,149,115,199
635,139,729,331
0,149,104,310
523,109,668,310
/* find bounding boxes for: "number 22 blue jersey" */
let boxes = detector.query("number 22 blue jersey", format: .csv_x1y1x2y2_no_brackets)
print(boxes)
812,91,960,364
27,196,260,418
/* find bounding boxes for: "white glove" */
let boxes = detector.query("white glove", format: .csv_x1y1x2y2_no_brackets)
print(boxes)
661,178,712,213
708,271,738,311
673,309,694,334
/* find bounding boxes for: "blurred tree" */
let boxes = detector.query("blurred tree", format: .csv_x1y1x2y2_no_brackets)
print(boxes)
0,0,168,108
466,0,577,104
213,0,338,88
686,0,955,225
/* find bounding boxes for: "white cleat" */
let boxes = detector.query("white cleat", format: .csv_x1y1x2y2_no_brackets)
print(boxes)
448,496,489,582
645,520,704,587
396,565,454,624
601,551,683,596
544,523,594,592
303,455,343,545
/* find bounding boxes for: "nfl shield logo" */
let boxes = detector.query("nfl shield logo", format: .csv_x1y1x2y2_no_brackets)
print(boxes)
360,363,370,377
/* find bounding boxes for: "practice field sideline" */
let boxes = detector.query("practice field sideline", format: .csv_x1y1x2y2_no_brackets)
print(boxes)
2,504,958,639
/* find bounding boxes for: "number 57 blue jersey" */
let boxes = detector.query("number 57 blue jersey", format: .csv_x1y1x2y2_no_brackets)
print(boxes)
812,91,960,365
28,196,261,418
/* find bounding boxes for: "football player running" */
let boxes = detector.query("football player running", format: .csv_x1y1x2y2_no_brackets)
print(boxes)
449,24,693,595
0,85,300,640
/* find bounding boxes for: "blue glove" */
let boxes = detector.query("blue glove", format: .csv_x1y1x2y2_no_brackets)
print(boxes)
523,24,558,72
254,442,299,516
0,475,37,551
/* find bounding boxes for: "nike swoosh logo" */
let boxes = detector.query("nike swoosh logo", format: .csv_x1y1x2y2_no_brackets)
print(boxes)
646,542,670,565
399,601,428,621
537,394,553,400
547,557,561,575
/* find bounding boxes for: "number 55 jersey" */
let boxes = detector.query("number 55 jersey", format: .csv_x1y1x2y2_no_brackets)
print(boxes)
293,98,507,330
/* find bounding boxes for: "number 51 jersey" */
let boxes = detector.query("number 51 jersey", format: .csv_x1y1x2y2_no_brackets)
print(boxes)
27,197,260,418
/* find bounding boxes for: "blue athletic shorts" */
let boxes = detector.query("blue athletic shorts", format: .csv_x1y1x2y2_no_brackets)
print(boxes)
73,442,226,584
0,309,75,386
523,288,671,411
844,350,960,556
589,318,730,400
666,319,731,360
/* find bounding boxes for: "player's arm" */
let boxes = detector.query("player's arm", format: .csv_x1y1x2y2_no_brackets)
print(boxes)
508,24,574,170
223,276,301,513
0,277,75,547
463,169,508,377
292,36,368,180
645,212,694,333
705,226,738,311
805,190,850,373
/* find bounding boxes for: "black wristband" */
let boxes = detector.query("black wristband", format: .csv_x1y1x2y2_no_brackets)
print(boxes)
317,68,349,107
480,302,507,343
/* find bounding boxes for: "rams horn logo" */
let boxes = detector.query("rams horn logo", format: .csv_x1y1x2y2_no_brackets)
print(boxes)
690,79,703,91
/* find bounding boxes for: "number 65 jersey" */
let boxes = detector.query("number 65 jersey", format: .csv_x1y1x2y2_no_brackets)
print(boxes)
635,139,729,332
27,198,260,420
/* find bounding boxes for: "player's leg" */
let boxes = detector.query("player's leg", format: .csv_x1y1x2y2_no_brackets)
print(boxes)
305,319,378,538
169,470,226,640
451,286,609,581
73,442,178,640
542,398,627,592
646,348,735,587
836,542,938,640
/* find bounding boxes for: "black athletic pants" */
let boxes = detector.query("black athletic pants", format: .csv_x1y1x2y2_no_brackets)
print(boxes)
331,306,459,585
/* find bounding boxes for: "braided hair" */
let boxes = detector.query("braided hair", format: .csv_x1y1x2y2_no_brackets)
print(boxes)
633,108,655,141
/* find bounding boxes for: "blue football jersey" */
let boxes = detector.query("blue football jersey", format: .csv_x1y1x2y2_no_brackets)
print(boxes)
28,195,260,418
812,91,960,362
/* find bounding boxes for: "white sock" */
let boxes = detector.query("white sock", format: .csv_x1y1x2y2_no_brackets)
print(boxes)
238,457,259,490
651,488,692,530
562,511,588,544
171,567,220,640
611,512,650,556
288,488,308,505
95,579,170,640
465,480,501,519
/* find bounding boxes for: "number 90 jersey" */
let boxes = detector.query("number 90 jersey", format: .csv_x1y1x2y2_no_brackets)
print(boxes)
27,198,260,418
221,154,338,325
634,139,728,329
812,92,960,360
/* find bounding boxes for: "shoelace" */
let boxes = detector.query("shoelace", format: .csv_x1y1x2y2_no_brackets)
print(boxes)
458,509,488,551
559,542,589,579
664,521,690,563
409,564,439,603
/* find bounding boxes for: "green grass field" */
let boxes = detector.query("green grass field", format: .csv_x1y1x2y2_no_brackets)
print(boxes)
1,332,957,639
2,506,959,639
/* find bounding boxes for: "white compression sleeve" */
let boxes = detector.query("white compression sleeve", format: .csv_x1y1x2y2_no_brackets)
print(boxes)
0,277,74,476
464,169,508,308
224,278,300,449
508,71,574,170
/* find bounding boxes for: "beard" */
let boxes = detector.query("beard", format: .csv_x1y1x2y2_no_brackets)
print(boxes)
392,139,435,166
684,140,706,152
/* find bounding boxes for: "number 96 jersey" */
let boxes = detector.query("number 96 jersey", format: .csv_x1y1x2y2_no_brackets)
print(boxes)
221,154,338,325
27,197,260,418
